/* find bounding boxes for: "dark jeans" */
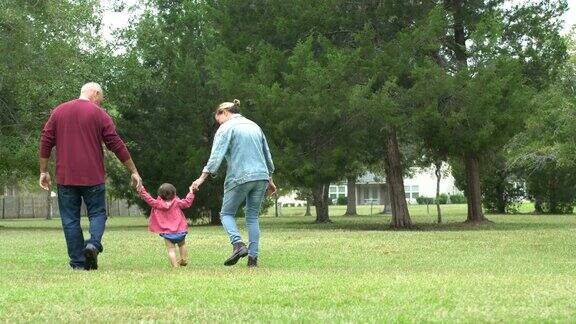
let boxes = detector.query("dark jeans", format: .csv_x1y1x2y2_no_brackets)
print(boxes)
57,184,107,269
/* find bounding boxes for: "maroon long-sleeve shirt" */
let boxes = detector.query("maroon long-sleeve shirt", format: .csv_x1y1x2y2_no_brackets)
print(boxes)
40,99,131,186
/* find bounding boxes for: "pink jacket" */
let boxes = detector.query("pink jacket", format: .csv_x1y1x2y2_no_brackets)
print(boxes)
138,187,195,234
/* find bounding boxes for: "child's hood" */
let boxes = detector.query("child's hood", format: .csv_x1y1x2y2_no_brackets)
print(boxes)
156,198,177,210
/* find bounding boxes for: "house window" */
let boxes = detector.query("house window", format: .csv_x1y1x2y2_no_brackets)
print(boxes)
405,185,420,200
360,185,379,203
371,186,379,200
329,184,347,203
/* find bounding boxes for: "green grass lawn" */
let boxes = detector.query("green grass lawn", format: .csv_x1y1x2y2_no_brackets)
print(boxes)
2,204,576,322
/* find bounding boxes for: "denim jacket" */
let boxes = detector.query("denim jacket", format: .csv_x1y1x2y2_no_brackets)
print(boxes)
203,114,274,192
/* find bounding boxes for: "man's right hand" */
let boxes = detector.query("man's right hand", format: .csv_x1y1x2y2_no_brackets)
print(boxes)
131,172,143,191
39,172,51,191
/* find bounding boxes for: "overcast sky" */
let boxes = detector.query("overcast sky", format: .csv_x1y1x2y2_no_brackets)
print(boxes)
101,0,576,42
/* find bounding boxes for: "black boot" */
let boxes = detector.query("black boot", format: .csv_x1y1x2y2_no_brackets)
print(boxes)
224,242,248,266
247,256,258,268
83,243,99,270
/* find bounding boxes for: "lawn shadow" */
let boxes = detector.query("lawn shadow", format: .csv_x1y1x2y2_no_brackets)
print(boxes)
0,224,149,232
410,221,573,232
263,218,574,232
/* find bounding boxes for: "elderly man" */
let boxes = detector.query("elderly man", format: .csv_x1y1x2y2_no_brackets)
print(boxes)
39,82,142,270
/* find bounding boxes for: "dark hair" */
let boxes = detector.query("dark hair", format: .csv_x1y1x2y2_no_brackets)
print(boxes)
215,99,241,115
158,183,177,200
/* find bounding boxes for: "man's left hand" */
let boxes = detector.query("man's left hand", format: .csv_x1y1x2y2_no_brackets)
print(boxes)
39,172,51,191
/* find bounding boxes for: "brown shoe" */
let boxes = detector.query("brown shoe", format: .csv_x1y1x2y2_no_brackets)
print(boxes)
178,259,188,266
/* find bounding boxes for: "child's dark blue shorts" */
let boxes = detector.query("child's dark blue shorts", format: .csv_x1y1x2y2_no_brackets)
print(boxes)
160,232,187,244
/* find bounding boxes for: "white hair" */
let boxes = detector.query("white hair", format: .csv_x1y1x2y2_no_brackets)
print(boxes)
80,82,102,95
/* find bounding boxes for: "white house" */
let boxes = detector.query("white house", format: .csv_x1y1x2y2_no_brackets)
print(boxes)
401,167,461,204
276,165,462,207
277,192,307,207
328,166,461,205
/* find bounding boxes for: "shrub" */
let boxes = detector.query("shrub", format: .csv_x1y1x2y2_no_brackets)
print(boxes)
449,194,467,204
337,196,348,205
437,193,449,205
416,197,435,205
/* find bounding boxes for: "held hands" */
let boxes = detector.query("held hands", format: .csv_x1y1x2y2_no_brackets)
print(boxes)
39,172,51,191
131,172,143,191
191,178,204,192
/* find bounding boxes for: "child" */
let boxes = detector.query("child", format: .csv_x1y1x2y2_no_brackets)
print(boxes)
138,183,195,268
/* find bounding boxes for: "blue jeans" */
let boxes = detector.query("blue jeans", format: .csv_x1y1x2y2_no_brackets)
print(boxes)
57,184,107,268
220,180,268,257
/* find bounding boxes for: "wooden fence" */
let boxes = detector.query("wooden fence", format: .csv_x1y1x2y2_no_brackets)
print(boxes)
0,195,142,219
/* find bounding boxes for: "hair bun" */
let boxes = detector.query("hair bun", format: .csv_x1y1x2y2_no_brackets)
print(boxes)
233,99,241,106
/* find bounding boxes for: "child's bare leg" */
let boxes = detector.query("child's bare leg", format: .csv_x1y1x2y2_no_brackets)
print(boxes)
164,239,178,268
178,240,188,266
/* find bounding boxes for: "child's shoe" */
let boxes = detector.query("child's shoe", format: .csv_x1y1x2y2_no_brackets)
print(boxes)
178,259,188,266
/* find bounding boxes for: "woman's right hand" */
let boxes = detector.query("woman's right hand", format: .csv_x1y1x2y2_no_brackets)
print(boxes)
267,179,277,196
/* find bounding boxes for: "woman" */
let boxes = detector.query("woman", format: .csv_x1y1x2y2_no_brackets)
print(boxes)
191,99,276,268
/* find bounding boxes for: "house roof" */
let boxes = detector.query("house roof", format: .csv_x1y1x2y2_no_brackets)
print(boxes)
356,172,386,184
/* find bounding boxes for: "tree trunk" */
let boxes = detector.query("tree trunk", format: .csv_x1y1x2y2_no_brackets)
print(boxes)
275,194,279,217
435,161,442,224
534,197,543,214
312,183,331,223
385,129,412,228
16,195,21,218
344,176,357,216
381,204,390,214
211,193,223,225
211,195,222,223
549,178,558,214
106,194,111,218
496,177,506,214
305,197,312,216
30,196,35,218
381,186,391,214
210,209,222,225
464,153,488,223
449,0,468,67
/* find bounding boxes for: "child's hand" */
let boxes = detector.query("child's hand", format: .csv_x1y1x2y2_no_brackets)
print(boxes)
189,184,194,193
